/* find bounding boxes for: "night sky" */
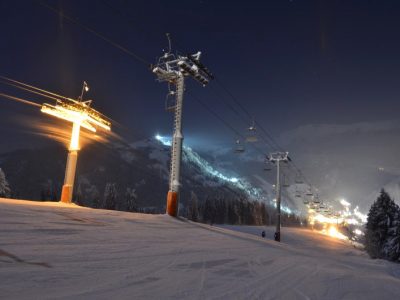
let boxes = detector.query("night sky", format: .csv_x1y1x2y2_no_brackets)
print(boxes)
1,0,400,207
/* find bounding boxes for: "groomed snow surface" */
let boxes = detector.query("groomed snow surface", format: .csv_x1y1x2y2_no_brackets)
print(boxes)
1,198,399,300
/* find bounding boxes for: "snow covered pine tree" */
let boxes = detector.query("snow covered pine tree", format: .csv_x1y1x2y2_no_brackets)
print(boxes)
382,206,400,262
125,187,137,212
365,189,400,261
103,183,117,210
0,168,11,198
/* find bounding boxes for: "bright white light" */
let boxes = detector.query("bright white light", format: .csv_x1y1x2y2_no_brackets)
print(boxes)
346,218,359,225
340,199,350,207
70,122,81,150
353,229,364,236
325,226,348,240
84,81,89,92
155,134,171,146
354,206,368,223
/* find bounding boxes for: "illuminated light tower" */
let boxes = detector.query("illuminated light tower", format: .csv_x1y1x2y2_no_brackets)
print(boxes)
269,151,290,242
41,82,111,204
153,34,213,217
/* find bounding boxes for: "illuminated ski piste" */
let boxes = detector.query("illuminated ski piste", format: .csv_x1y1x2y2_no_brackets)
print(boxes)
2,198,400,299
155,135,293,214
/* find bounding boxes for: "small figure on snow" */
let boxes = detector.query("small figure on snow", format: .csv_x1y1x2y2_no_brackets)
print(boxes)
261,230,266,238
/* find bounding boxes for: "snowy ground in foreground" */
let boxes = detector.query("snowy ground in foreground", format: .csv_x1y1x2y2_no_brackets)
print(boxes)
1,199,400,300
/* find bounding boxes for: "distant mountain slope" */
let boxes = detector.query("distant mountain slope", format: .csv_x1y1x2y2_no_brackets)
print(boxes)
0,138,276,213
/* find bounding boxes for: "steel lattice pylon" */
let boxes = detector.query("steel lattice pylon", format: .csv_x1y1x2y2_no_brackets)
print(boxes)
153,37,213,216
269,151,290,242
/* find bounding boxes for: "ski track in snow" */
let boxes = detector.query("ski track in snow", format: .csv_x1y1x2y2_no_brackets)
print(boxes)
1,198,400,300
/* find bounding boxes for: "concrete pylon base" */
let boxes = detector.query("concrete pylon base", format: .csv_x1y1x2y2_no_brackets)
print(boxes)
166,191,178,217
60,184,72,204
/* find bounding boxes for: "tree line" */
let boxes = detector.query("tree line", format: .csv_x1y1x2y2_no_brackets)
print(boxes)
183,192,304,226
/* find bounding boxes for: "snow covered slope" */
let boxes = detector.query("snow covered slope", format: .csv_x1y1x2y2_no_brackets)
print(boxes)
1,198,400,299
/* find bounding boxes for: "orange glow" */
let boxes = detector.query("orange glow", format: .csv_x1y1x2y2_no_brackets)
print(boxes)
70,122,81,151
324,226,348,240
40,98,111,151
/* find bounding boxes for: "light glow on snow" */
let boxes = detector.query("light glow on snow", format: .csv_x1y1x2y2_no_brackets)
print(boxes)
155,134,171,146
324,226,348,240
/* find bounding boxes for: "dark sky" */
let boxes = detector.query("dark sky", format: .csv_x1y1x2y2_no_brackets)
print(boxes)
1,0,400,151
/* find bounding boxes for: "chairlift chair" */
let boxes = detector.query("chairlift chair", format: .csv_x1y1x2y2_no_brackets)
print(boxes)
305,186,313,196
234,139,245,153
263,158,272,171
295,175,304,184
294,186,302,198
165,90,176,112
283,175,290,188
313,196,321,204
245,120,258,143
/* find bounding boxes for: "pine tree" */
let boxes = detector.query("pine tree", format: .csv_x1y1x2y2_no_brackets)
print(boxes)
103,183,117,210
92,194,100,208
0,168,11,198
187,191,199,222
382,209,400,262
85,185,100,208
125,188,137,212
260,202,269,225
365,189,399,259
202,196,213,224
